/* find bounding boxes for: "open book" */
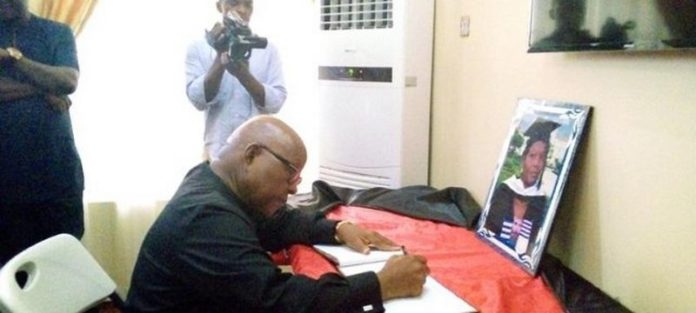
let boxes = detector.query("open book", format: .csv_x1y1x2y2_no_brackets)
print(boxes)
313,244,404,267
313,245,477,313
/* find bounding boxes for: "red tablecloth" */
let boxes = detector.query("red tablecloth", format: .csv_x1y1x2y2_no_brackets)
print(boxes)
287,205,564,313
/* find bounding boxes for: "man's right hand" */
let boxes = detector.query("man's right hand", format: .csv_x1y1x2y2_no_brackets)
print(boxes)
377,255,429,300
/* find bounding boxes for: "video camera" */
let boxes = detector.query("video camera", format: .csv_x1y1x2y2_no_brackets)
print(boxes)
206,12,268,62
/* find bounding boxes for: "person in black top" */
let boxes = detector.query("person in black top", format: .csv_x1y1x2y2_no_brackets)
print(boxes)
0,0,84,265
125,116,429,312
531,0,596,51
484,120,560,259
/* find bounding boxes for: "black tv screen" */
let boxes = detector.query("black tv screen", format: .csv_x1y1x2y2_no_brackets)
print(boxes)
528,0,696,52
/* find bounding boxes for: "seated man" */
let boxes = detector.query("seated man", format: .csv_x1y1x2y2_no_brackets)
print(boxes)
125,116,429,312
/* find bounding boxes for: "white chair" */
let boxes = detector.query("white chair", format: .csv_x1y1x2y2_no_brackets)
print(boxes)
0,234,119,313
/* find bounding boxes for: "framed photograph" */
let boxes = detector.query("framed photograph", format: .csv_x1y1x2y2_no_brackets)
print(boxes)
476,98,590,275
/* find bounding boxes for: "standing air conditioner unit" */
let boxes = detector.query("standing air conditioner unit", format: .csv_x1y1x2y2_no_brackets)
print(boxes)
317,0,434,189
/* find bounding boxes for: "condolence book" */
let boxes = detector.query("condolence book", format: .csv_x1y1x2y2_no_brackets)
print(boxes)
313,245,477,313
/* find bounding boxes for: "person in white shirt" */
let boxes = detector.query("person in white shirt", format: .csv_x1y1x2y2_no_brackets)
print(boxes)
186,0,287,158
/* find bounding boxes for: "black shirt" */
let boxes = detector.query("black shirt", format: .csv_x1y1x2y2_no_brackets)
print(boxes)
125,163,383,312
0,15,83,204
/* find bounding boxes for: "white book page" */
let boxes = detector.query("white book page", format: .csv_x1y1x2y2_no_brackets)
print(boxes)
313,244,403,267
339,262,478,313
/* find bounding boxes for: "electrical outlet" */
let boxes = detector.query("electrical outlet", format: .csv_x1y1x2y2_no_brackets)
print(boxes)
460,16,470,37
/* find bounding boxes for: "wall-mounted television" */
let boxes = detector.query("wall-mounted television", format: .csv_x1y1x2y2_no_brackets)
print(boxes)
528,0,696,52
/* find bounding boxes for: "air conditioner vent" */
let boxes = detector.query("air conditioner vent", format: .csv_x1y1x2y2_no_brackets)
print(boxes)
320,0,393,31
319,166,393,189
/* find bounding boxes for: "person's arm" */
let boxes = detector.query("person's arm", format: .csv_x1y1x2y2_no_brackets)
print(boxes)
186,38,224,111
1,65,76,111
0,75,72,110
224,43,287,113
1,23,79,96
202,22,231,102
334,221,401,254
203,53,226,102
0,76,39,102
258,207,401,254
224,58,265,106
178,207,384,312
257,207,337,252
256,44,287,114
1,25,78,111
257,208,428,298
9,54,78,95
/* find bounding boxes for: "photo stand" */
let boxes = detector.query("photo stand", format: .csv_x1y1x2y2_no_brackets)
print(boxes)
476,98,590,275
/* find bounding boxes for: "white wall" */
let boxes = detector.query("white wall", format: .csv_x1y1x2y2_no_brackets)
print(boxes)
72,0,320,206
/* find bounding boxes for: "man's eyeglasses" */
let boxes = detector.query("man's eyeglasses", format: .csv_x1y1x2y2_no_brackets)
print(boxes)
257,144,302,185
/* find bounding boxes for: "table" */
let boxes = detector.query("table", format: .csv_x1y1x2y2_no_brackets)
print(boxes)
286,205,564,313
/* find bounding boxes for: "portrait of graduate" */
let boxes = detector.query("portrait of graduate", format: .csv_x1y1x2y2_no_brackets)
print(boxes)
483,119,561,258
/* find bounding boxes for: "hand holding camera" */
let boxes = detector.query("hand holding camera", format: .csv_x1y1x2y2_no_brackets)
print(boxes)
206,11,267,63
219,50,249,77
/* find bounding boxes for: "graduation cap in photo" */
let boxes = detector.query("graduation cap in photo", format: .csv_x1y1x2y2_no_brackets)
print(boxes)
521,118,561,189
524,118,561,145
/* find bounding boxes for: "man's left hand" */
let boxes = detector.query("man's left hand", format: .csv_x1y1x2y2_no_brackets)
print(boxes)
221,52,249,77
46,94,72,112
336,222,401,254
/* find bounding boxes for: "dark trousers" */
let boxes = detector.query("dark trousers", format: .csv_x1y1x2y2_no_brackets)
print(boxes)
0,195,84,266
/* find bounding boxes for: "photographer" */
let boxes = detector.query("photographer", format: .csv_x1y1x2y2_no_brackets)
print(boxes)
186,0,287,159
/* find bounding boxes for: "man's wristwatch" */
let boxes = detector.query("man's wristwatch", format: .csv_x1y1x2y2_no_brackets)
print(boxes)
7,47,24,62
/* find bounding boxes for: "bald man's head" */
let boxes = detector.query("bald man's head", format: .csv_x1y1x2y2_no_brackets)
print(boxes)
211,116,306,217
225,116,304,154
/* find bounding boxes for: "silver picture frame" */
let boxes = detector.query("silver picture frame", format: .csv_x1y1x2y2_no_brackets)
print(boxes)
476,98,591,275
